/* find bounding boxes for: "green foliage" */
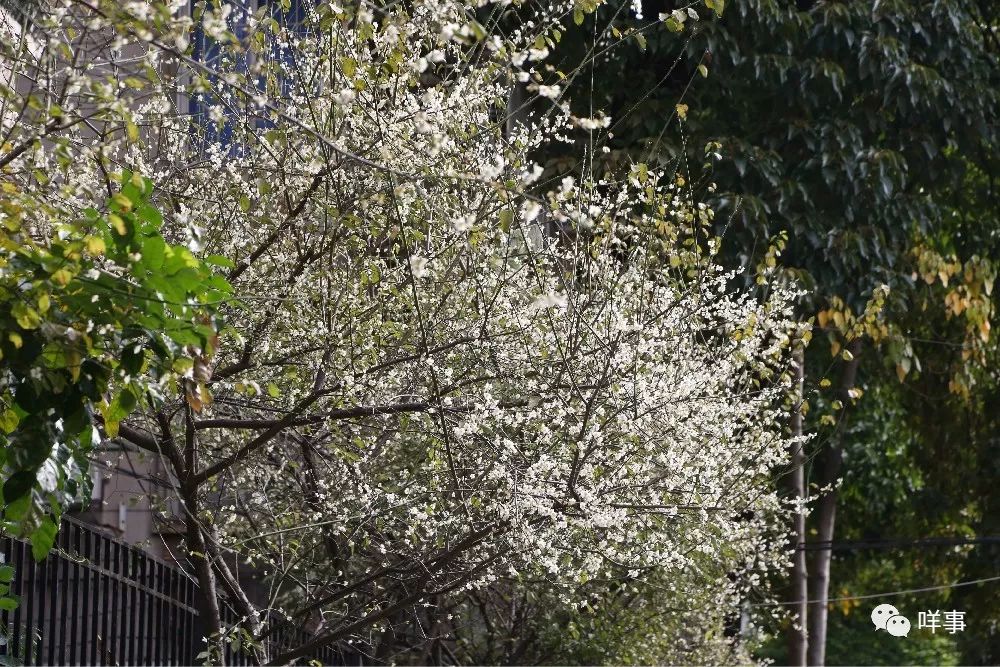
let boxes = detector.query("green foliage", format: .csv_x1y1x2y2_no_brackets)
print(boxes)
826,606,960,666
561,0,998,307
0,171,230,559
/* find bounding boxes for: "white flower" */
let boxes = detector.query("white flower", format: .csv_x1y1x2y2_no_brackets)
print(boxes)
409,255,429,278
333,88,356,106
536,84,561,99
209,105,226,126
452,214,475,233
479,156,505,180
572,115,611,130
529,292,567,311
523,163,544,184
522,201,541,222
414,112,433,134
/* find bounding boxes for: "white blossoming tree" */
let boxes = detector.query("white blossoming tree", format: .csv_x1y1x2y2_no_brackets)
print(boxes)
1,0,805,663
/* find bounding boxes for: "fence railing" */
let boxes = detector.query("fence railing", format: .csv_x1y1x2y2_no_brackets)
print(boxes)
0,517,355,666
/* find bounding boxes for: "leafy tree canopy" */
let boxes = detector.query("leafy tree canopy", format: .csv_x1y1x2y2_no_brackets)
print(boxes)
0,171,229,559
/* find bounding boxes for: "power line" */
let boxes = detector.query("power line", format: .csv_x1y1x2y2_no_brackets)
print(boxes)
751,575,1000,607
798,536,1000,551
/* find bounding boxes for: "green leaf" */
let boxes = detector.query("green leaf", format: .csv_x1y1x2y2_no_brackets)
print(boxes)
469,20,487,41
111,192,133,212
205,254,236,269
0,566,14,583
705,0,725,16
12,303,41,330
0,596,19,611
107,388,137,423
499,210,514,233
136,203,163,229
2,471,36,504
30,517,58,561
140,235,166,270
0,409,18,434
340,57,357,78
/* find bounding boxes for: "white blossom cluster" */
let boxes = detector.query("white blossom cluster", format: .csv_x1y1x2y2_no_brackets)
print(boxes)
0,0,804,659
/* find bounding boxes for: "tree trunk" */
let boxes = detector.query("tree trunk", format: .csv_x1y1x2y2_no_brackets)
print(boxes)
183,482,226,665
181,404,226,665
785,346,808,666
806,340,862,667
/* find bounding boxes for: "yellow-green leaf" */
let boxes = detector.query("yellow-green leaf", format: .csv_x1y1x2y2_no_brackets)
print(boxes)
0,409,18,434
109,214,127,235
12,303,40,329
85,236,106,256
51,268,73,286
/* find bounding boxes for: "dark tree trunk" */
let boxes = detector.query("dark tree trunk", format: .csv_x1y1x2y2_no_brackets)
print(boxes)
181,404,226,665
806,340,862,667
183,483,226,665
785,347,808,666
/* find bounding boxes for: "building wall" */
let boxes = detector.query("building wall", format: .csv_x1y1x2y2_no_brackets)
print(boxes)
71,443,187,566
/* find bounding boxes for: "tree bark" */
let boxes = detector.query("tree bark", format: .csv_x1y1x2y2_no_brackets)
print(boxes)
785,346,808,666
181,404,226,665
806,340,862,667
183,482,226,665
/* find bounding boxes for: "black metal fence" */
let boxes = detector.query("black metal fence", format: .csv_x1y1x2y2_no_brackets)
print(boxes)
0,518,352,666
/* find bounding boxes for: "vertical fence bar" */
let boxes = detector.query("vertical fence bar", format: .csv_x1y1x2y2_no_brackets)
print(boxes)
134,552,146,664
108,539,120,666
187,578,198,665
0,536,9,662
67,524,81,665
22,545,36,666
57,527,73,665
151,560,160,667
155,561,165,666
172,567,182,666
80,527,92,667
117,543,129,664
99,534,112,666
166,566,175,666
148,556,156,665
165,566,175,667
11,538,25,663
181,577,190,665
44,537,58,666
147,558,156,666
